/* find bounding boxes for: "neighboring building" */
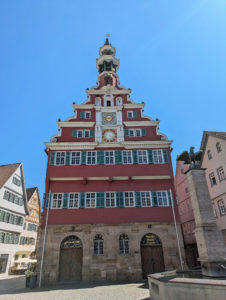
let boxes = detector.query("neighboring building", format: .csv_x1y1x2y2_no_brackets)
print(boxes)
175,161,199,268
0,163,28,276
200,131,226,245
37,39,185,284
10,187,41,272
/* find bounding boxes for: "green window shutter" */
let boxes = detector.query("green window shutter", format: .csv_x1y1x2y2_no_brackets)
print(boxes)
72,129,77,137
0,210,5,222
96,192,105,207
167,190,173,206
80,111,85,119
66,151,71,165
141,128,146,136
46,193,50,208
90,130,94,137
124,129,129,136
63,193,69,208
81,151,86,165
148,150,153,164
97,151,104,164
163,149,169,163
133,110,138,118
79,193,85,208
3,191,8,200
135,191,141,207
115,150,122,164
116,192,124,207
132,150,138,164
49,152,55,165
151,191,158,206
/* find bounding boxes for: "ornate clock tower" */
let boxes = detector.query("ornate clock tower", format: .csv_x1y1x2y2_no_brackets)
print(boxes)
38,38,185,285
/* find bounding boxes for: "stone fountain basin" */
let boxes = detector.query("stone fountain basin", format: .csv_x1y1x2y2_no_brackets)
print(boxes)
148,270,226,300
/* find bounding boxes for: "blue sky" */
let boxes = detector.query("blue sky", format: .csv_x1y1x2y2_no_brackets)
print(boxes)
1,0,226,206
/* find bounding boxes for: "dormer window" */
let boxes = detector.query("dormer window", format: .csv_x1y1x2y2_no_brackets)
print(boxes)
104,94,113,107
207,150,212,160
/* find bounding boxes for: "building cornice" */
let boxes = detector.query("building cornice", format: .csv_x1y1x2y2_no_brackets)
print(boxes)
123,103,144,109
72,104,94,109
86,87,131,95
56,122,95,128
123,121,159,127
45,140,172,150
50,175,171,182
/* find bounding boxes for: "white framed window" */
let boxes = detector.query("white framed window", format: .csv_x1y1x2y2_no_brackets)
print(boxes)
137,150,148,164
124,192,135,207
52,194,63,208
86,151,96,165
86,193,96,208
12,177,21,186
84,130,90,138
127,111,133,118
77,130,83,138
119,234,129,254
71,152,81,165
94,234,104,255
216,142,222,153
69,193,79,208
153,150,164,163
105,192,116,207
209,172,217,186
129,129,134,137
105,151,114,164
85,112,91,119
217,167,225,182
123,151,132,164
55,152,65,165
157,191,168,206
218,199,226,216
141,192,152,206
135,129,141,137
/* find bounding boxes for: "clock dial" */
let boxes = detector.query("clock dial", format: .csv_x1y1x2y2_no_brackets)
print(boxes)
102,129,117,142
102,112,117,125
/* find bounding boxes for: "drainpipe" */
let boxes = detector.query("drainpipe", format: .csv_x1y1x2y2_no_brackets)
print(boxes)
171,190,184,270
39,190,51,287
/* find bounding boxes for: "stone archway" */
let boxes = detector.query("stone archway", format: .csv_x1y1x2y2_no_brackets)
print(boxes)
140,233,165,279
59,235,83,282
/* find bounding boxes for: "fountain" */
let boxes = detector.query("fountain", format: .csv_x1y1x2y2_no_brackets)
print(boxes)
148,147,226,300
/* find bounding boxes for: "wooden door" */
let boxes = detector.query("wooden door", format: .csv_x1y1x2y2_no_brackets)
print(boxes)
141,245,165,278
59,248,82,282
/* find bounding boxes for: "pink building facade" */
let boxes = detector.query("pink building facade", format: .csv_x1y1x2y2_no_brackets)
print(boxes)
175,161,199,268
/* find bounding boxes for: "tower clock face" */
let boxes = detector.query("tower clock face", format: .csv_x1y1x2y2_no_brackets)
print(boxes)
102,112,117,125
102,129,117,142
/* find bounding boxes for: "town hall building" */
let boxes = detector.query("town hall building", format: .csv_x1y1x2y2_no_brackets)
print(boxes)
37,39,185,284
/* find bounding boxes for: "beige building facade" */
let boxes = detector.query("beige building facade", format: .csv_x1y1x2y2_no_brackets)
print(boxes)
37,221,184,284
11,187,40,272
200,131,226,244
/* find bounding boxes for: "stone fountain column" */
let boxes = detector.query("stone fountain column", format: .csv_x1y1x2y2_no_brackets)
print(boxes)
186,168,226,277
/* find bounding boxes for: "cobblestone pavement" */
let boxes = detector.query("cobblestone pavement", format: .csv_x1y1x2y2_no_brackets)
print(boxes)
0,281,150,300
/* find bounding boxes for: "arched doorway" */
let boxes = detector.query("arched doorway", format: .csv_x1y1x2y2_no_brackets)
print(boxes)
59,235,83,282
140,233,165,278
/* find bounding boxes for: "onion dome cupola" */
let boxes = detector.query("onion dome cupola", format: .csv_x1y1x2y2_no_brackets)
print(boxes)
96,38,119,74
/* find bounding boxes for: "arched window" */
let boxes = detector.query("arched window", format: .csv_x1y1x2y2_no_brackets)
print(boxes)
216,142,222,153
119,234,129,254
207,150,212,160
94,234,103,255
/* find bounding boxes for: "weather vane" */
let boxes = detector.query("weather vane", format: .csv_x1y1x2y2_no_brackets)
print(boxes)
106,33,111,38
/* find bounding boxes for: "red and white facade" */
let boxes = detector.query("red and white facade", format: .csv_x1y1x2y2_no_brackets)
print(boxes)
38,39,184,284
